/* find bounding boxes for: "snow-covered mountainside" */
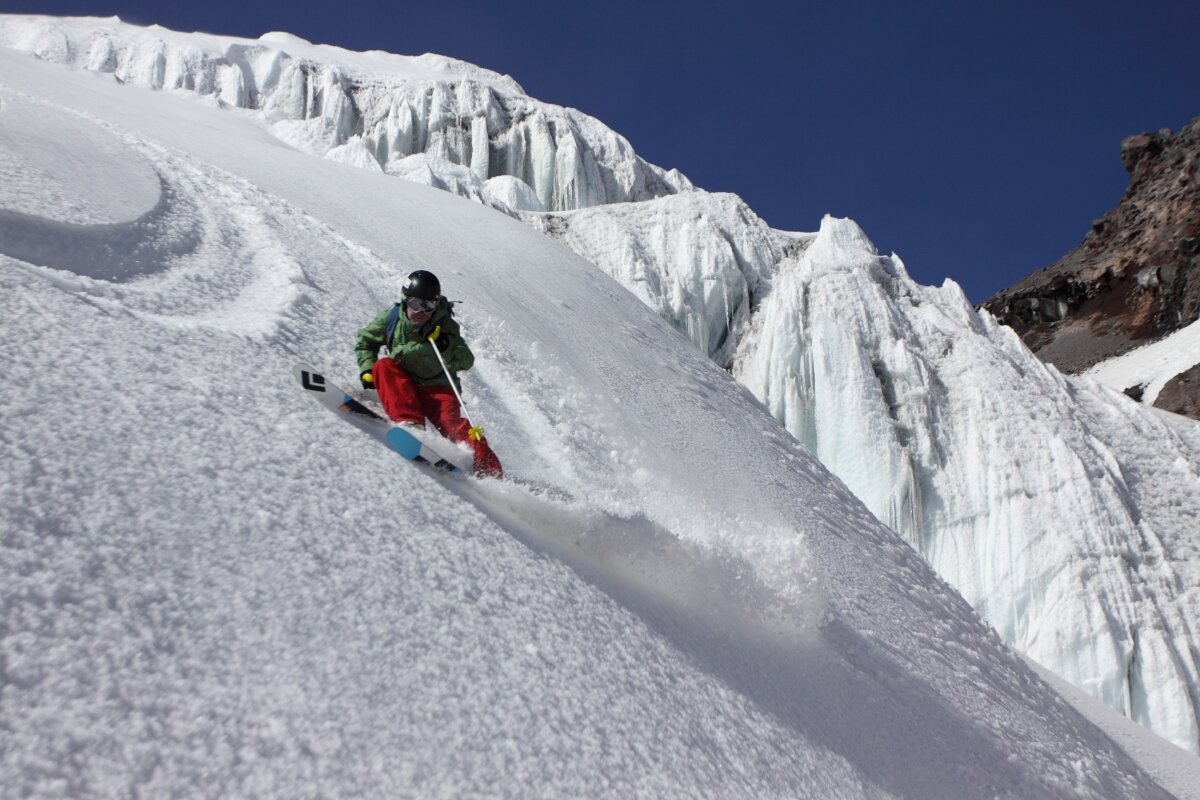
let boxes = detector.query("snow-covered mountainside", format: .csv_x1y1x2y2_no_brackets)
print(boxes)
1084,318,1200,418
525,141,1200,752
5,14,1200,760
3,17,1200,795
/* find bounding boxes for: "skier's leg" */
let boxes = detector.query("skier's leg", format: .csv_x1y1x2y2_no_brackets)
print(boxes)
372,359,425,425
419,386,503,477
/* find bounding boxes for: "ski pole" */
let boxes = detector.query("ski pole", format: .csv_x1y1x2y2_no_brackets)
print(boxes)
428,333,485,441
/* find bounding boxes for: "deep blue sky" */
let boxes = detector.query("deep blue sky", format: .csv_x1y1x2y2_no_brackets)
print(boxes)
7,1,1199,301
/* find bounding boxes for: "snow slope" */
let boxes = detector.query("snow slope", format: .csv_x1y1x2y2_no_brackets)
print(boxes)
1084,318,1200,406
530,179,1200,755
7,20,1196,754
2,35,1196,799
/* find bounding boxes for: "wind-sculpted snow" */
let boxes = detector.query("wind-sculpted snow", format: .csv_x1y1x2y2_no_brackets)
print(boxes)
0,15,692,217
1,42,1190,798
736,215,1200,753
0,86,306,333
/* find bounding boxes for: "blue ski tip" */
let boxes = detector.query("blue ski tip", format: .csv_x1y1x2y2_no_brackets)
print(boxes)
385,426,423,460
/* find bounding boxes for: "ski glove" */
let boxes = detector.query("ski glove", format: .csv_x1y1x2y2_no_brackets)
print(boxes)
428,325,451,352
360,371,375,390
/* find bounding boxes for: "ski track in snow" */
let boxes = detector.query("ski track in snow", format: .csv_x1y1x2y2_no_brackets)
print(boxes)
0,56,871,798
0,86,313,337
2,23,1199,799
0,91,889,798
0,92,158,225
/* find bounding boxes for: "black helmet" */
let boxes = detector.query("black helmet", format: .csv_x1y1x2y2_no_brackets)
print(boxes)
402,270,441,301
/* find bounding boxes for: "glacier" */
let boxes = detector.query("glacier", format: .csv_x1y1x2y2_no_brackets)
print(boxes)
534,191,1200,752
2,14,1200,789
735,216,1200,752
0,14,692,218
528,191,787,367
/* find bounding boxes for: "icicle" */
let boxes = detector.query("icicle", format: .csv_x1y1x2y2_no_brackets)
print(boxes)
470,116,490,180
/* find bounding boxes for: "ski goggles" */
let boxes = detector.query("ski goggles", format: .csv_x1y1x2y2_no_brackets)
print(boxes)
405,297,437,313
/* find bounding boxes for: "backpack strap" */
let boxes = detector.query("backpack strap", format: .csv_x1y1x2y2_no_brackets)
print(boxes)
384,303,403,355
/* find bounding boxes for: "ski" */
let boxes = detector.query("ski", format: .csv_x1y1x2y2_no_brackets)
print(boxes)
294,363,465,474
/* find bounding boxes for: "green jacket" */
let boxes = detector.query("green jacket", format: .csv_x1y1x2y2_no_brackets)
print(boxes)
355,300,475,390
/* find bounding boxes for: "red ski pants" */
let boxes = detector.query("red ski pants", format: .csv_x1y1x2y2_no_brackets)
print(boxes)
372,358,503,477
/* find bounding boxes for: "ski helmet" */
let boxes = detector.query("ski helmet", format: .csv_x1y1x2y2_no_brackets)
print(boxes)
402,269,441,301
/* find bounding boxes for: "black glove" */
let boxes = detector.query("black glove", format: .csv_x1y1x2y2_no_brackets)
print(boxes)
428,325,451,352
360,371,375,390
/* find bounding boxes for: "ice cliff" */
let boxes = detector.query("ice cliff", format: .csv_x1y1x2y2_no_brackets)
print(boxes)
735,216,1200,752
547,201,1200,756
4,14,1200,755
0,15,692,216
528,192,787,367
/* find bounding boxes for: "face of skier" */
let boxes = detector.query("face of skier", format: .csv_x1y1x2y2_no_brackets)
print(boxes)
405,296,436,325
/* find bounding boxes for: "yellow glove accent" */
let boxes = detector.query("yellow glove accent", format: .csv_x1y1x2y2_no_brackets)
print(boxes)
428,325,441,343
468,426,485,442
361,372,374,385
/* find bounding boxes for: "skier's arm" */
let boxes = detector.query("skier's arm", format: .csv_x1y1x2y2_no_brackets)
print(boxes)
443,336,474,372
354,310,391,373
439,318,474,372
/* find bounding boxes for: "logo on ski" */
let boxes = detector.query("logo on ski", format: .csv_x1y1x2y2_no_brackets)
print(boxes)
301,371,326,392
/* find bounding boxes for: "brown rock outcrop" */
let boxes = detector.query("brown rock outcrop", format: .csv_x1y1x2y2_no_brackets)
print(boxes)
1157,364,1200,418
982,117,1200,419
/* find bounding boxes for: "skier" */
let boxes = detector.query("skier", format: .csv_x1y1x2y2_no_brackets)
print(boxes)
355,270,503,478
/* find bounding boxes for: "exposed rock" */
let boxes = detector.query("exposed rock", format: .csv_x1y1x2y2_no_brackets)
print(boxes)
1120,130,1165,172
983,117,1200,419
1157,364,1200,418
